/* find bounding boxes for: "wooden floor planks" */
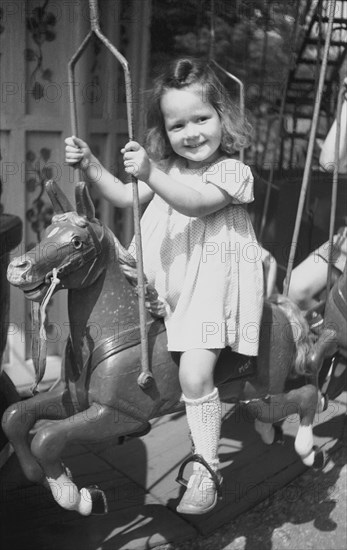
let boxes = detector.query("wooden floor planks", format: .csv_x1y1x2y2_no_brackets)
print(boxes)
1,393,346,550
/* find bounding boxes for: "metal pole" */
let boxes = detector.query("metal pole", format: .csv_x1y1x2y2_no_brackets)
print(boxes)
68,30,93,181
283,0,337,296
209,0,245,162
67,0,152,388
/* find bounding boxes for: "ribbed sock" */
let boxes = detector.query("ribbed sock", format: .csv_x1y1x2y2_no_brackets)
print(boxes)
182,387,222,473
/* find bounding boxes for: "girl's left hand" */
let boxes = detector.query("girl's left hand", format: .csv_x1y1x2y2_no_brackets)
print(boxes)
122,141,151,181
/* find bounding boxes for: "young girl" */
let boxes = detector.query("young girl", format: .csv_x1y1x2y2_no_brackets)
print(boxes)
65,58,264,515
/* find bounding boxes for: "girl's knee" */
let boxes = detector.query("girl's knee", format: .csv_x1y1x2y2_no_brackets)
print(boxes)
179,370,215,398
179,348,220,398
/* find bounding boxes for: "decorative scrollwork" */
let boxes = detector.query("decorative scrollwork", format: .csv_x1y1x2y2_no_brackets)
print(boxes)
25,0,56,100
25,147,53,244
0,5,5,35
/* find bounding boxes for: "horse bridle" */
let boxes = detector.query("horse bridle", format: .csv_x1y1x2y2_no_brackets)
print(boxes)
53,219,103,283
31,218,105,394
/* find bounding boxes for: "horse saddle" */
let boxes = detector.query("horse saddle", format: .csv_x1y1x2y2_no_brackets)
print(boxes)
80,318,256,382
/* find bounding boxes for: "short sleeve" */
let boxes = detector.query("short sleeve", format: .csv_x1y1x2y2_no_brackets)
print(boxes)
202,159,254,204
315,227,347,272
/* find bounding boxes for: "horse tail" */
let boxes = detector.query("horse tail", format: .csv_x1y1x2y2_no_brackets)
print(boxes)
271,294,315,377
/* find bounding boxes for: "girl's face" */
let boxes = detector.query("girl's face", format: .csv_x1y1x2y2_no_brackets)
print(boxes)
160,85,222,168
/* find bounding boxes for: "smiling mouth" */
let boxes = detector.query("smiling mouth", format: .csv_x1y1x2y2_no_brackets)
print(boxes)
186,142,206,149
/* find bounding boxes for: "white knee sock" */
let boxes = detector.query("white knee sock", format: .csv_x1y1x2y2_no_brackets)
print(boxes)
182,387,222,473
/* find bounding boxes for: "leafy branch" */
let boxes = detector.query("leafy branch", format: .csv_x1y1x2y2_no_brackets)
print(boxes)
25,0,56,100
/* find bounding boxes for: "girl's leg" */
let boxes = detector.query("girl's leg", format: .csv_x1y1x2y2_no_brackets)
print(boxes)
177,349,222,514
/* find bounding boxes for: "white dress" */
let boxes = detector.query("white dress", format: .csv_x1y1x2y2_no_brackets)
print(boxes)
134,157,264,355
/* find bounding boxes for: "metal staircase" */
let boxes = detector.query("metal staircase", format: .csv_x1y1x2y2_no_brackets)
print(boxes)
280,0,347,170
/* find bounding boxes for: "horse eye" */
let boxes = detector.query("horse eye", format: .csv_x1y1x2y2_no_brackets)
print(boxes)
72,237,83,249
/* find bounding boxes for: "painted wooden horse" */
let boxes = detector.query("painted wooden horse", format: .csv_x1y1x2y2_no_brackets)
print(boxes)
2,180,335,515
308,254,347,399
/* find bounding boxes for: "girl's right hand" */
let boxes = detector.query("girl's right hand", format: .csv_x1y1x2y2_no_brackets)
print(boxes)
65,136,92,169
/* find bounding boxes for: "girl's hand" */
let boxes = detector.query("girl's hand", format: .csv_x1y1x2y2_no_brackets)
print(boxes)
65,136,92,170
122,141,151,181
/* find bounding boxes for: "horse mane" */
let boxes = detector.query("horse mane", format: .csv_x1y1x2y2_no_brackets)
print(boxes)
52,212,89,227
112,233,166,317
270,294,315,377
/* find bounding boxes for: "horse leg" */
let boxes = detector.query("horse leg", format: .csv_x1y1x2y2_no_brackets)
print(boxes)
245,384,323,468
1,384,69,484
30,403,144,515
254,418,283,445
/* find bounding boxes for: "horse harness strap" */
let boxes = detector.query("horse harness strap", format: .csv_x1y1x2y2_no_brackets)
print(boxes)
63,319,165,411
70,318,166,378
56,220,103,281
31,268,61,394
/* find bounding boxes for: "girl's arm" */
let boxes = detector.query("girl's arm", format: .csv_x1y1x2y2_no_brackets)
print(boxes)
65,136,154,208
123,141,230,217
261,248,278,298
319,86,347,172
148,165,230,217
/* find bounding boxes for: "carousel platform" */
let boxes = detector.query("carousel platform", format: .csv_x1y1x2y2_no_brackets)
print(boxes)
0,389,346,550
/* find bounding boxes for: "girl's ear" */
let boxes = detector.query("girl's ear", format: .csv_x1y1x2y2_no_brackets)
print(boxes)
75,182,96,220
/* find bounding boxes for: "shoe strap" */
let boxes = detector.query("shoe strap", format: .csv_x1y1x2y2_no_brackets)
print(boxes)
176,453,222,497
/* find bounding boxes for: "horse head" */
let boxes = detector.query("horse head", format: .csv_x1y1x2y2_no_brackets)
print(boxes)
7,181,108,302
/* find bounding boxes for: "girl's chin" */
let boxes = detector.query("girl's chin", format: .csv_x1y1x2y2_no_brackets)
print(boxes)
184,150,219,167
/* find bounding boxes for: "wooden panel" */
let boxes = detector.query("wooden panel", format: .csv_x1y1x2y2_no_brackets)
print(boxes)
24,131,68,359
1,0,152,384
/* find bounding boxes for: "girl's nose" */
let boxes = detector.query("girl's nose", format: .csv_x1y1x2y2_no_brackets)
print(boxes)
184,123,199,139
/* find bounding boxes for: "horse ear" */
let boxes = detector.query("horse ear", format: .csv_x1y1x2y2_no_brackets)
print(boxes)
75,182,96,219
46,180,74,214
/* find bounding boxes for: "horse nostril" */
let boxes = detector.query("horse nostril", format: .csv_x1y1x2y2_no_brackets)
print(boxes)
15,258,32,274
7,257,33,284
12,256,31,268
20,260,32,278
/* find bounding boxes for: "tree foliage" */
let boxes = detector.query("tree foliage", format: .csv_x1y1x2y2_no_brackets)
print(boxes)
150,0,297,109
149,0,304,165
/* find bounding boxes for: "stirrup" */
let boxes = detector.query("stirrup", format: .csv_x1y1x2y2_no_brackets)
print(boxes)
176,453,222,498
86,485,108,514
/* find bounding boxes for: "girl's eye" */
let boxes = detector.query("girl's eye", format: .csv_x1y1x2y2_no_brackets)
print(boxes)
72,236,83,249
171,124,183,131
197,117,208,123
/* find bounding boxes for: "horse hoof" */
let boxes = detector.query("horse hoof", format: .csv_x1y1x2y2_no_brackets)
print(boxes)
273,425,284,444
312,446,327,470
86,485,108,514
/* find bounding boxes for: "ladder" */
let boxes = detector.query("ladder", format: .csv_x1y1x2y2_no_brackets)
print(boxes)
280,0,347,170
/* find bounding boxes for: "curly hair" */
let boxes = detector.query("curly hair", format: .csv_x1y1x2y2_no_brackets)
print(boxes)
271,294,315,377
145,57,253,162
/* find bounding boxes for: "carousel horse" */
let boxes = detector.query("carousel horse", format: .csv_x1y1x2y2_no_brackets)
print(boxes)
308,255,347,398
2,180,336,516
